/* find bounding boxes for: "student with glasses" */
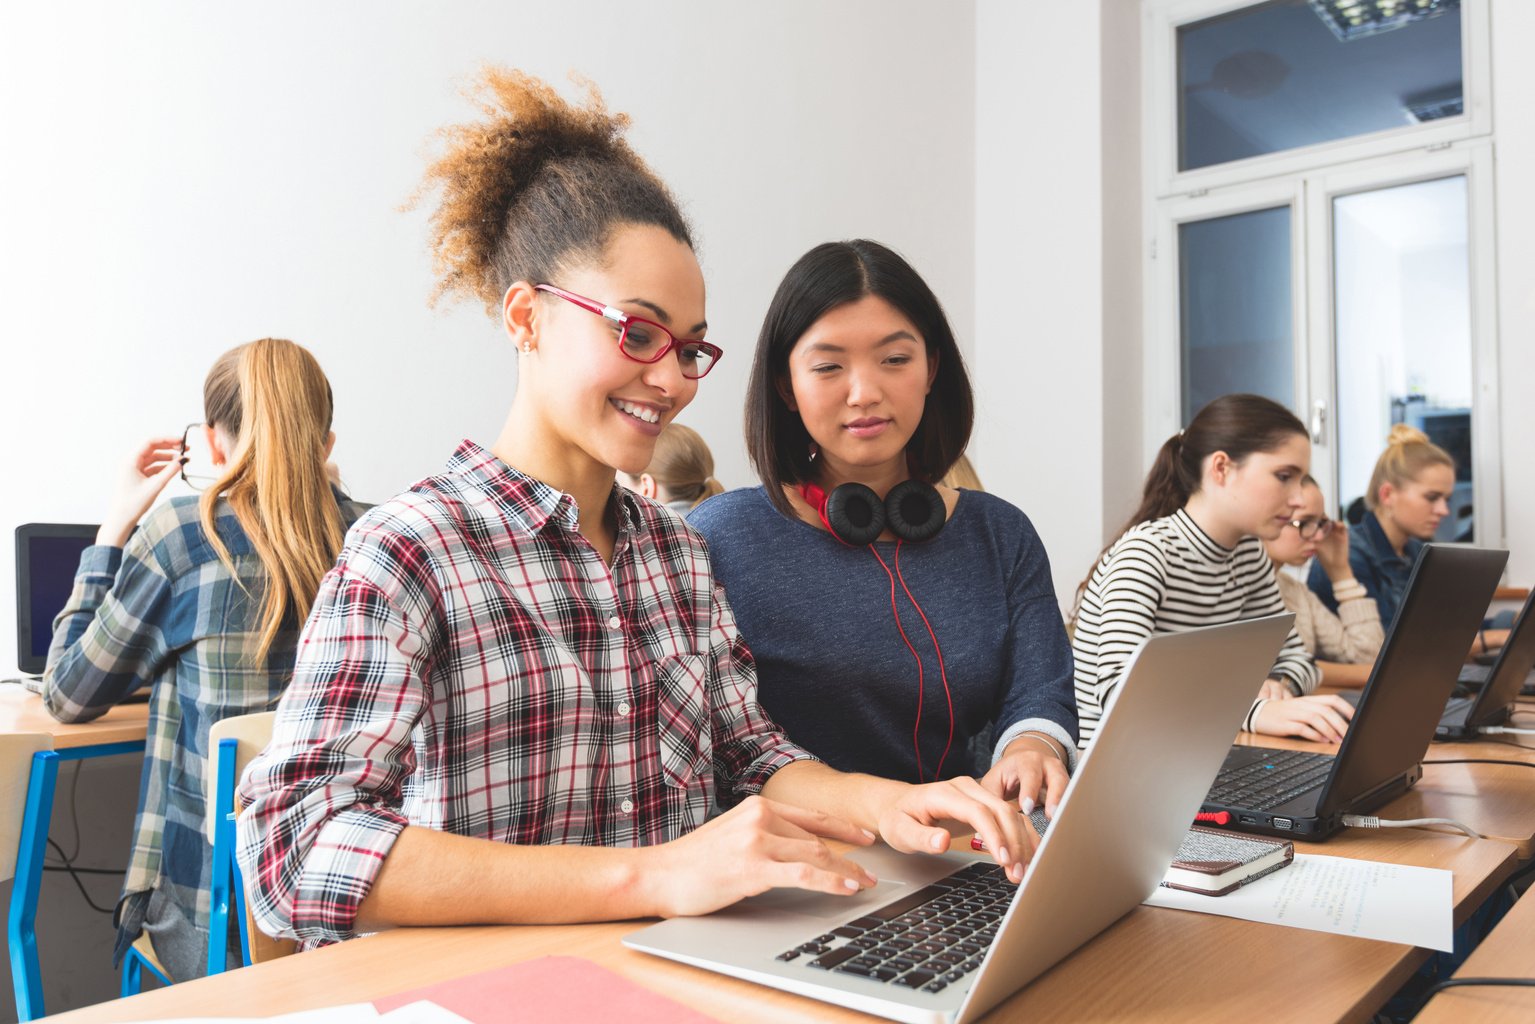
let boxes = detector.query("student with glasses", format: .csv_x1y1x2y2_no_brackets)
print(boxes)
42,338,368,981
236,69,1037,952
1263,476,1384,689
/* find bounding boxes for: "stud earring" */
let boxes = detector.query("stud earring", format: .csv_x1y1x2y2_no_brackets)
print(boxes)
521,341,531,355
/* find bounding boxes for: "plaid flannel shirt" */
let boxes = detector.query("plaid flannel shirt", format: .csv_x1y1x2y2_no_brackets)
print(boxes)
42,490,367,948
236,440,813,947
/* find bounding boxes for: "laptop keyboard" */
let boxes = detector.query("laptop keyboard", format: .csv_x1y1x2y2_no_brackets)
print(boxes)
1207,748,1333,811
773,861,1010,994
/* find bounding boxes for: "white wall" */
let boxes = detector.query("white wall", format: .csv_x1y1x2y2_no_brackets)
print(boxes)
0,0,978,678
1490,0,1535,586
974,0,1138,609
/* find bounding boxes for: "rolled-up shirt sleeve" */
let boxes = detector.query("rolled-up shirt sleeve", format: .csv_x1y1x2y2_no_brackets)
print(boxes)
705,583,816,804
235,526,441,947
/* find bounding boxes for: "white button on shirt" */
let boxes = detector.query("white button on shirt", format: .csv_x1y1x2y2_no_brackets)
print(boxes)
617,702,631,716
621,799,634,814
607,615,621,630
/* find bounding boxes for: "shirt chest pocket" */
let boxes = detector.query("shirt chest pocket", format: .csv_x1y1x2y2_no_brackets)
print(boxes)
653,653,712,790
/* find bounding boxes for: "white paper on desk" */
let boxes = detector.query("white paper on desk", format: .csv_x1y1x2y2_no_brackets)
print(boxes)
143,1004,379,1023
377,1001,472,1023
1144,854,1454,952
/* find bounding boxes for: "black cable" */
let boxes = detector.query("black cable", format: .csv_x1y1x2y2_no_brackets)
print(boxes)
45,761,86,868
45,838,118,915
1423,758,1535,769
1411,976,1535,1017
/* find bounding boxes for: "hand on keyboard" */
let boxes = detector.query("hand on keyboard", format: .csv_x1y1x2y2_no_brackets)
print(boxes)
1251,693,1353,743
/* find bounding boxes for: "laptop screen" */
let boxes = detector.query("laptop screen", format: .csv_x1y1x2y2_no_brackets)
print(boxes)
1316,544,1507,818
15,524,99,675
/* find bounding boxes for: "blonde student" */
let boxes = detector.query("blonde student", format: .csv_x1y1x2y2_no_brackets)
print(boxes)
617,422,723,515
1073,394,1355,747
44,338,367,981
236,70,1038,950
1264,476,1384,689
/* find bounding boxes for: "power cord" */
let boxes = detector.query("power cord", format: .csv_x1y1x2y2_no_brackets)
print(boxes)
1423,758,1535,769
1479,725,1535,736
1340,814,1483,839
44,838,120,915
1411,977,1535,1017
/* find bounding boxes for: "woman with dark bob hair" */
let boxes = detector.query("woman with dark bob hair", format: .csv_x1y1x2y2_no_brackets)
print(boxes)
691,240,1077,819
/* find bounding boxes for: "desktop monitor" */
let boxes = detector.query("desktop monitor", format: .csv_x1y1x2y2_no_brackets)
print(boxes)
14,523,99,675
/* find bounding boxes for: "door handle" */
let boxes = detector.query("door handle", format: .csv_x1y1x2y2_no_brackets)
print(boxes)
1310,399,1327,446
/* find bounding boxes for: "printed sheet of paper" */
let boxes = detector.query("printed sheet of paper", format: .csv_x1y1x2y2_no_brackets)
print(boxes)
1144,854,1453,951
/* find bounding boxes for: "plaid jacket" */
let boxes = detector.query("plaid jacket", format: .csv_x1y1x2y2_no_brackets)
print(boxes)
43,489,368,945
236,441,813,947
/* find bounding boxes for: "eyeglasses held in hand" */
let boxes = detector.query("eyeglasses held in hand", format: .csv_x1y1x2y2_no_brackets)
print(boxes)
533,284,722,379
179,422,220,492
1287,515,1334,540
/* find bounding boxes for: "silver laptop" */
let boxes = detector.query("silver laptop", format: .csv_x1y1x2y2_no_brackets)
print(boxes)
625,614,1294,1024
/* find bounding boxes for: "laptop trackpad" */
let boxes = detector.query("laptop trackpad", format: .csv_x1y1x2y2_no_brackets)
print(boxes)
728,846,968,922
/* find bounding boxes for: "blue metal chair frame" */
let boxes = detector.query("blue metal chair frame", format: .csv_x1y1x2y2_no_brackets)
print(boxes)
205,736,252,974
8,741,144,1022
119,939,171,997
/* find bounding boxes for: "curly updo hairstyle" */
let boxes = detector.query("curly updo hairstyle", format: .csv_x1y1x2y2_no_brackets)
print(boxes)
413,68,693,315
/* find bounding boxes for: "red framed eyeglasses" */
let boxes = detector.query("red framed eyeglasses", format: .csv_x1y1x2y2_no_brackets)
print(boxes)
533,284,722,379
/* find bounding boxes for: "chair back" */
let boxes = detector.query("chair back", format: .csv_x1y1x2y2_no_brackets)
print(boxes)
204,711,295,968
1,733,52,884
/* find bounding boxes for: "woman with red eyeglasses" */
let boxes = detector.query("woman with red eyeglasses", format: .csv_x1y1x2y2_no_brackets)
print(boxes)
1263,475,1384,689
236,69,1038,951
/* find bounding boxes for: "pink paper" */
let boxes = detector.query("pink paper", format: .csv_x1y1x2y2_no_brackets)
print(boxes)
374,955,720,1023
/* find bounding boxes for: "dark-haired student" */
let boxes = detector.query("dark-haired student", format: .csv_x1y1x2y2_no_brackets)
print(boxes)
690,240,1076,820
1072,394,1354,747
236,73,1038,950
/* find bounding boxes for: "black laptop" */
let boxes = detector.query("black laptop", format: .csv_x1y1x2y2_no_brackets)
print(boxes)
1201,544,1508,840
1436,590,1535,740
13,523,99,676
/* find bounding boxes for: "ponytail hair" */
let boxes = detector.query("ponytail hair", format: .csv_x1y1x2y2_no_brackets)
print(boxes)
411,67,693,316
1075,393,1306,609
643,423,723,510
1365,424,1454,510
198,339,345,663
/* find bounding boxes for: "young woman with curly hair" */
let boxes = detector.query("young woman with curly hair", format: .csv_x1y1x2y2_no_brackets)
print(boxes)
236,69,1039,949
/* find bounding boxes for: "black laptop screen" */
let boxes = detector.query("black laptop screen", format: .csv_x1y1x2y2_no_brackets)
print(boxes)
15,525,98,675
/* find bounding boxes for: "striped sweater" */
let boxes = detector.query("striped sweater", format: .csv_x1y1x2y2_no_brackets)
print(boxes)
1072,508,1319,746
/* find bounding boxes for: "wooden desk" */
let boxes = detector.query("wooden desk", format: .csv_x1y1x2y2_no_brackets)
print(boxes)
1415,888,1535,1024
0,687,149,748
44,831,1514,1024
3,688,149,1021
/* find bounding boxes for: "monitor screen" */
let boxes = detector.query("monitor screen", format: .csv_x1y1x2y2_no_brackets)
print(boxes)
15,524,99,675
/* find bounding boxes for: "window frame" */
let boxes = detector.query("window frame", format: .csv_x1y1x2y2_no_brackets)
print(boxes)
1147,0,1492,198
1143,0,1504,550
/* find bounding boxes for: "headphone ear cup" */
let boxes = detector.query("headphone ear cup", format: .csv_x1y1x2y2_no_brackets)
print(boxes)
885,480,946,543
825,483,886,545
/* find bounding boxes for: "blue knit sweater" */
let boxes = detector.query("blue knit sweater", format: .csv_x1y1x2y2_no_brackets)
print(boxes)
689,487,1076,782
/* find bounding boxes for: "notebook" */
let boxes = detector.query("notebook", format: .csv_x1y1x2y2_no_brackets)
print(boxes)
625,615,1295,1024
1163,827,1292,896
1202,544,1508,840
1436,589,1535,740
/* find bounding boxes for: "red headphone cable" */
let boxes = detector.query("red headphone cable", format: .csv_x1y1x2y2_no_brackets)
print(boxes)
869,544,930,781
892,540,955,781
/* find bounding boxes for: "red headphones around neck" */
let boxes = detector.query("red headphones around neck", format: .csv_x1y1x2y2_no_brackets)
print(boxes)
799,479,954,782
